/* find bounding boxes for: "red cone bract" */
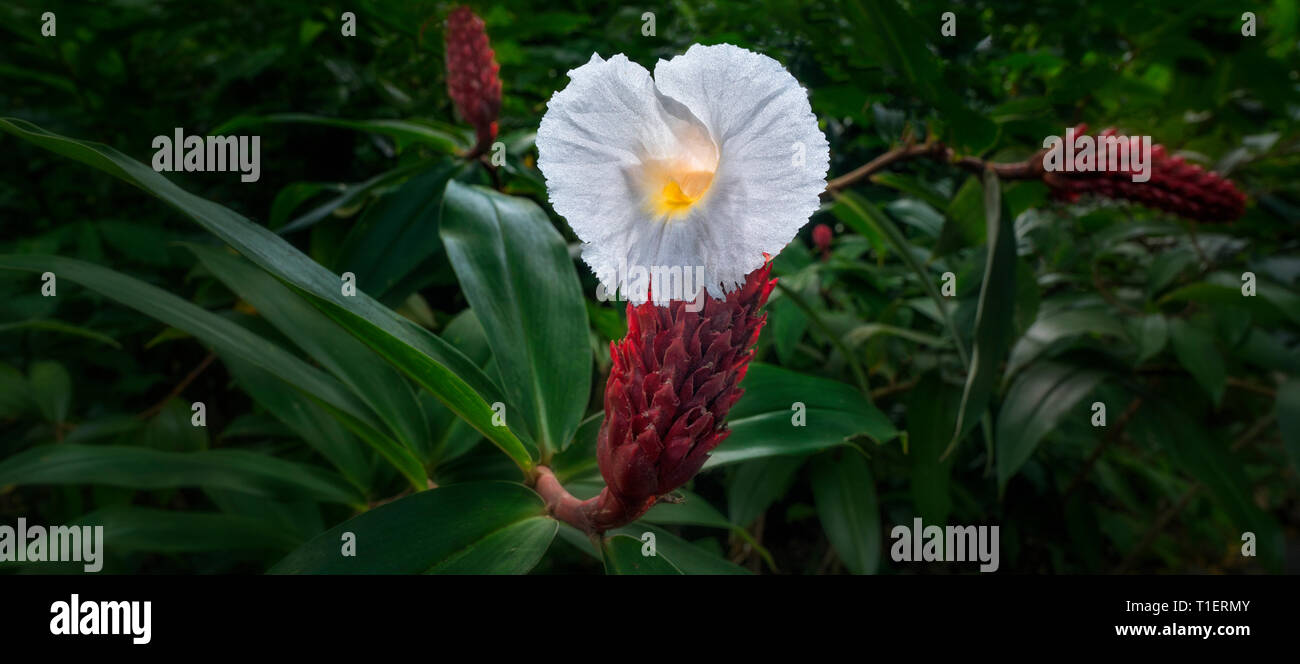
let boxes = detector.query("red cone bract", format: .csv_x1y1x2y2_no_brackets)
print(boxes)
1045,124,1246,222
537,263,774,534
812,223,832,260
445,7,501,157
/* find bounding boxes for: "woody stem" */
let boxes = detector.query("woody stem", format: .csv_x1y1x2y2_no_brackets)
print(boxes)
823,142,1047,198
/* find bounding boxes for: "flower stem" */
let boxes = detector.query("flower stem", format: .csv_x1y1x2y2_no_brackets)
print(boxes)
531,466,653,535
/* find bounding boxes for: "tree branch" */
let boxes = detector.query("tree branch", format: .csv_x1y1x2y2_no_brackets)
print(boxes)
823,142,1048,199
136,352,216,420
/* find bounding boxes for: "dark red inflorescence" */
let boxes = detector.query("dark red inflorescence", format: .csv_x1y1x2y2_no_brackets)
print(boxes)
538,262,775,534
445,7,502,157
1044,124,1246,223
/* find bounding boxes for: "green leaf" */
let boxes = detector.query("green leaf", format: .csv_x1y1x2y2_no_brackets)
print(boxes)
1131,314,1169,364
312,295,534,472
97,220,172,265
609,524,750,574
1012,259,1040,338
0,444,362,505
0,253,429,489
335,164,459,303
727,455,806,526
640,489,732,529
187,243,427,458
938,101,1000,155
885,198,945,237
949,171,1017,455
908,373,960,526
1236,329,1300,375
939,177,987,251
844,322,950,349
439,181,591,457
142,398,208,451
1129,401,1283,570
1161,271,1300,328
0,318,122,348
844,0,942,102
835,190,970,366
995,361,1107,489
602,534,683,574
423,311,496,466
211,113,464,153
223,355,372,489
705,364,898,468
549,412,602,482
277,161,432,234
811,450,880,574
869,172,950,211
1005,307,1128,380
205,488,323,541
74,506,303,554
1146,247,1198,296
63,415,143,445
0,362,29,419
0,117,531,474
27,359,72,425
270,482,555,574
268,181,342,231
1169,318,1226,404
768,297,809,364
1277,380,1300,476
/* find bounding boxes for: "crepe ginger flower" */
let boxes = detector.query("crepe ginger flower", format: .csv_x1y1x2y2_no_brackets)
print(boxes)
532,45,822,534
536,44,829,305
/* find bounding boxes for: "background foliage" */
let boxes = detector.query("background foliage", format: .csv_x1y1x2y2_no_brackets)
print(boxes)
1,0,1297,574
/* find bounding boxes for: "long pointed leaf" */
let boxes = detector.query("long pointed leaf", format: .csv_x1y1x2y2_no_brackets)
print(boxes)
187,243,427,456
705,364,898,468
440,181,591,456
270,481,555,574
0,444,362,506
0,117,533,473
947,171,1016,456
0,254,428,489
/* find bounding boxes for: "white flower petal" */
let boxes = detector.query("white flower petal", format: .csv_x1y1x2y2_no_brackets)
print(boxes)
536,54,690,302
537,45,829,305
653,44,830,297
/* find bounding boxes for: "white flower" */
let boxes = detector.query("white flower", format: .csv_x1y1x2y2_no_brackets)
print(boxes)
536,43,830,305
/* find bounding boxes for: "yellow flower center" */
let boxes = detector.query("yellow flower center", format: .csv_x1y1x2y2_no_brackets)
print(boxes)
657,170,715,215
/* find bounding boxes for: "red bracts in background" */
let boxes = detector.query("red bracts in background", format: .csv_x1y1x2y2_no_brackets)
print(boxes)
445,7,502,158
812,223,833,260
1044,125,1246,222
